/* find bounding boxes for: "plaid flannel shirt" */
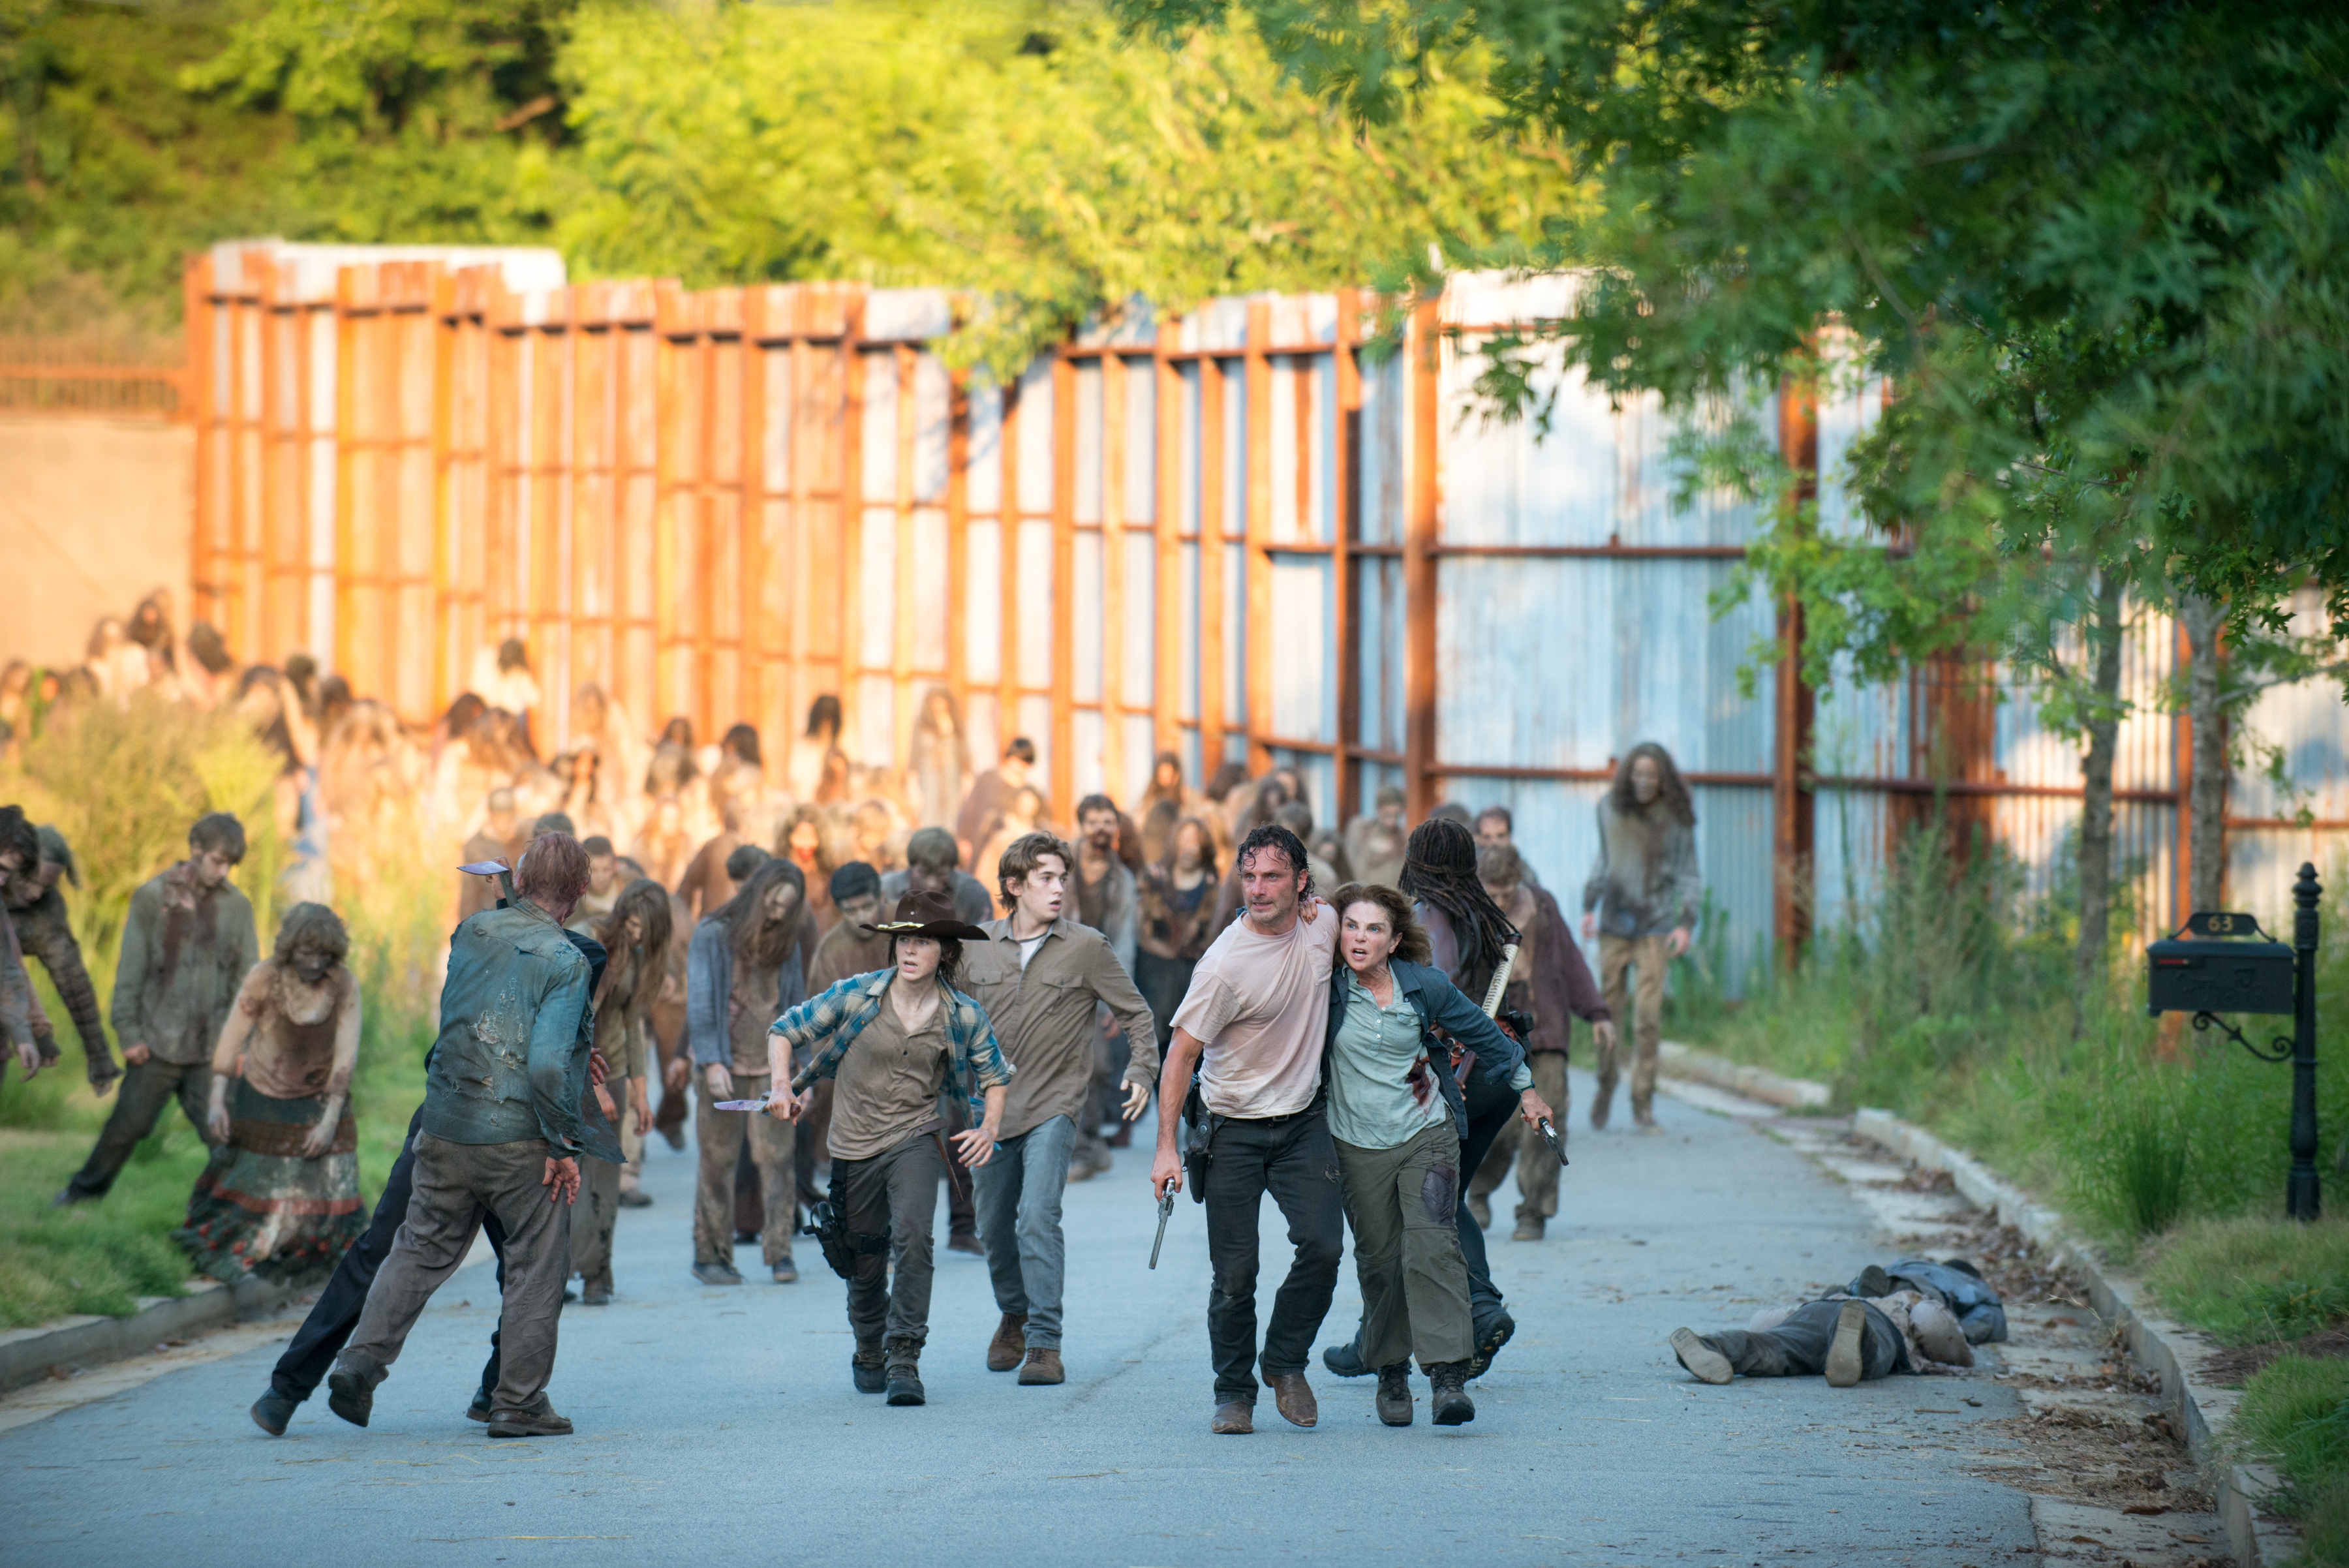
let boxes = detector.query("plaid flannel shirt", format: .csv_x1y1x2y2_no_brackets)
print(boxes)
778,969,1014,1126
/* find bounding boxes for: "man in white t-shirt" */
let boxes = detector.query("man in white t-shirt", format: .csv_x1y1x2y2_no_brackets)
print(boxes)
1152,823,1341,1436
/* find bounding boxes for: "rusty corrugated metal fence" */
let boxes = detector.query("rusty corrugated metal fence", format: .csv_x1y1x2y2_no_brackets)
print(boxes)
185,244,2348,989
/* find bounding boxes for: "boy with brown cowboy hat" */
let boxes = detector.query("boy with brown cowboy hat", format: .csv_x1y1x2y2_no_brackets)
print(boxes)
761,890,1013,1406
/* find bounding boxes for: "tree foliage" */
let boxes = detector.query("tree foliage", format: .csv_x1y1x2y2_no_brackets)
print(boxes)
0,0,1578,367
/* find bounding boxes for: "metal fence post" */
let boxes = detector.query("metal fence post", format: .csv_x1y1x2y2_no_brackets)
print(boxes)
2289,861,2322,1220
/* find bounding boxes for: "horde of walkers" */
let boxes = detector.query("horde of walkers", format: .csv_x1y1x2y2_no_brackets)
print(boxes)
3,614,2009,1439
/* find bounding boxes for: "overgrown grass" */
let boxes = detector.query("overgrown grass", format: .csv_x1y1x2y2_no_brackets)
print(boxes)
2231,1352,2349,1562
2143,1216,2349,1346
0,696,444,1325
0,1128,209,1328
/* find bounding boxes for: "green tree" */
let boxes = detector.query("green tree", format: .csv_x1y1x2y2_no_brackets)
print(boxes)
1131,0,2349,981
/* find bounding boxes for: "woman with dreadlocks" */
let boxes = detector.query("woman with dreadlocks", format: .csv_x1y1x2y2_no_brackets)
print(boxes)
1322,815,1537,1385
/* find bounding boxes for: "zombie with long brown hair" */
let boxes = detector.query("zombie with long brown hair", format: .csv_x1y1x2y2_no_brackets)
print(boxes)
570,878,674,1303
686,855,816,1284
179,902,365,1284
1580,741,1700,1131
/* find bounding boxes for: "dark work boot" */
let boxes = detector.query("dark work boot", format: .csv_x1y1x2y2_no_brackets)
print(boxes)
1374,1363,1413,1427
884,1336,926,1406
249,1391,298,1437
1467,1311,1515,1379
325,1368,373,1428
852,1342,887,1394
1854,1264,1894,1299
1321,1329,1372,1378
1427,1361,1476,1426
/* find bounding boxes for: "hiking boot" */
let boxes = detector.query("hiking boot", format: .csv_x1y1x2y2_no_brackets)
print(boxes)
1670,1328,1733,1385
1513,1214,1545,1242
579,1277,613,1306
1589,1083,1615,1130
852,1342,887,1394
1321,1332,1372,1378
1210,1400,1253,1435
987,1312,1030,1372
947,1232,984,1256
325,1368,373,1428
1267,1372,1317,1428
1824,1299,1867,1387
770,1257,798,1284
1467,1193,1492,1229
1017,1347,1065,1385
1427,1361,1476,1426
884,1337,926,1406
617,1189,652,1208
467,1391,493,1422
487,1405,574,1438
1467,1312,1515,1379
1374,1364,1413,1427
1854,1264,1894,1299
249,1391,298,1437
692,1261,743,1286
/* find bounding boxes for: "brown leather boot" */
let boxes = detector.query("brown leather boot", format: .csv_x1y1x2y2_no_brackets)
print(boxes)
1017,1347,1065,1385
1267,1372,1317,1428
987,1312,1028,1372
1210,1400,1253,1434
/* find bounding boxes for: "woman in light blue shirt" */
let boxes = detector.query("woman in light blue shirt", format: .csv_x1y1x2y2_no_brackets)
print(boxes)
1319,882,1551,1429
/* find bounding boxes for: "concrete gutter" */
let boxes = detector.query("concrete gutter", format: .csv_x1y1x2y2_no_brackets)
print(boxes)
0,1274,300,1396
1850,1107,2300,1568
1658,1040,1834,1111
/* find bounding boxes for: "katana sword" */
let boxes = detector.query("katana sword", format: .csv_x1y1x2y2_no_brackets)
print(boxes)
1479,943,1520,1017
1148,1188,1175,1269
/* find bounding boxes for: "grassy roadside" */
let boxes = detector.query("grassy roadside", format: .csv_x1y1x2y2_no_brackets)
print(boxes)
1668,831,2349,1559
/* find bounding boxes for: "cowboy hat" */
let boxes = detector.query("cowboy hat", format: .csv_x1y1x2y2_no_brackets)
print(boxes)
861,888,989,942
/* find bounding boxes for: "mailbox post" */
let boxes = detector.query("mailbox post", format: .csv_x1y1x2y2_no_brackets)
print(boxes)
2144,862,2322,1221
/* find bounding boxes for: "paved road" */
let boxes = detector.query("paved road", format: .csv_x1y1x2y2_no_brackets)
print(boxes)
3,1071,2038,1567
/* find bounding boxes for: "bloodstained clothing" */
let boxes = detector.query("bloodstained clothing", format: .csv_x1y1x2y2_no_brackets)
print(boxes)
3,855,112,1082
112,862,261,1066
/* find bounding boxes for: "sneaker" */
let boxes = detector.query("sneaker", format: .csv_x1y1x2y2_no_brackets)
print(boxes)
1824,1299,1867,1387
852,1344,887,1394
1670,1327,1733,1385
1467,1312,1515,1379
1374,1364,1413,1427
987,1312,1030,1372
1512,1215,1545,1242
325,1368,372,1428
1428,1361,1476,1426
249,1391,298,1436
1210,1400,1253,1435
692,1261,744,1286
1017,1347,1065,1385
49,1186,89,1208
617,1189,652,1208
487,1406,574,1438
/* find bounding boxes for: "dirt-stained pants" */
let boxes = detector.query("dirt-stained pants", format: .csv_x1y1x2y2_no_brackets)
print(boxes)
1597,933,1668,1115
695,1074,795,1267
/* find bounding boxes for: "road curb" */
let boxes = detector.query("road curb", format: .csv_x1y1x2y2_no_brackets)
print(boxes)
1657,1041,1834,1110
1849,1107,2301,1568
0,1274,300,1396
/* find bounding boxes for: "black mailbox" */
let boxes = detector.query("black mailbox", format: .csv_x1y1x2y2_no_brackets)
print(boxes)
2147,936,2297,1016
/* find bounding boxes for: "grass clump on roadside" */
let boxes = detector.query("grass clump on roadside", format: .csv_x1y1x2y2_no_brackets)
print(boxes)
0,1126,209,1328
2229,1352,2349,1563
2143,1216,2349,1347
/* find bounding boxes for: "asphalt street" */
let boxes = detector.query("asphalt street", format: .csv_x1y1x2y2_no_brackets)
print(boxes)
2,1069,2036,1567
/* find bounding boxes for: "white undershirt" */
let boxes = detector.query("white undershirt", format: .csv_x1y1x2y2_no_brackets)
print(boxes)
1017,932,1049,971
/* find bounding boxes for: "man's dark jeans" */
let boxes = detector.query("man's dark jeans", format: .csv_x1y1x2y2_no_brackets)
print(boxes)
66,1058,215,1201
269,1107,505,1404
1203,1108,1344,1405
